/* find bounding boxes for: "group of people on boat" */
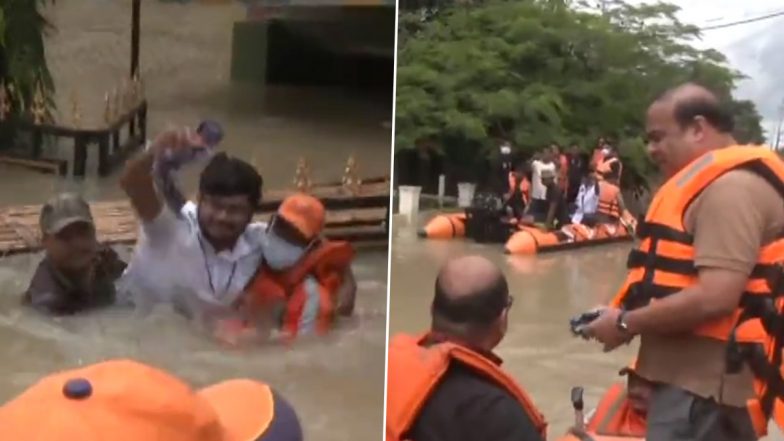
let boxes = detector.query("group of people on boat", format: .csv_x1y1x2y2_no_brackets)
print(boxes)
388,82,784,441
500,137,627,233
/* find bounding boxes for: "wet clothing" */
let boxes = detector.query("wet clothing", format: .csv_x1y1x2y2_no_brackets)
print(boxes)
647,384,756,441
118,202,266,313
244,240,354,338
401,334,545,441
24,247,126,315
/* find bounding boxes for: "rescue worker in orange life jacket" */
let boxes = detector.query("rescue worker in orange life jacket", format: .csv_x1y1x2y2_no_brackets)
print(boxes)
583,83,784,441
386,255,546,441
238,193,357,341
594,168,626,224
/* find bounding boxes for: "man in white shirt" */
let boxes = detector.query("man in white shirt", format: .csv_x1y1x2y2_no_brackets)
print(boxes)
570,175,600,226
528,150,557,218
117,127,266,321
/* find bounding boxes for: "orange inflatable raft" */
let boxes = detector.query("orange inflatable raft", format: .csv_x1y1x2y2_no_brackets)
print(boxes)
557,385,645,441
417,212,467,239
505,212,637,255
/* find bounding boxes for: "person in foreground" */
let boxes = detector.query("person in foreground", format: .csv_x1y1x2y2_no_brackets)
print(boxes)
584,83,784,440
386,255,546,441
219,193,357,343
118,126,266,320
24,193,126,315
0,358,302,440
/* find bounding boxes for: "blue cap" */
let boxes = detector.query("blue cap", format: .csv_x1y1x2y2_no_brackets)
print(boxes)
196,120,224,148
62,378,93,400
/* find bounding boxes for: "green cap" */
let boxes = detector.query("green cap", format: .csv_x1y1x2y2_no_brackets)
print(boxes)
39,193,94,235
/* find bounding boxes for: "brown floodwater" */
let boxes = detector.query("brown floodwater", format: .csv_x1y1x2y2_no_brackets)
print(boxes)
0,1,391,439
389,211,784,440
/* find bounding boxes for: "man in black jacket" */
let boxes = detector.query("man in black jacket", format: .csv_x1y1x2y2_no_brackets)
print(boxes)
405,255,545,441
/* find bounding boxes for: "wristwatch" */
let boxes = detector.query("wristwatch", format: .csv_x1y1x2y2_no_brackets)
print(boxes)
616,310,630,333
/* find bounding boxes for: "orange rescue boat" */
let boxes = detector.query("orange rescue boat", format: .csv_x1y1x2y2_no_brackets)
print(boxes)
505,211,637,255
557,385,645,441
417,212,468,239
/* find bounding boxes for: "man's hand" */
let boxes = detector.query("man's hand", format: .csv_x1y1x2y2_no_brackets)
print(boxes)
584,307,634,352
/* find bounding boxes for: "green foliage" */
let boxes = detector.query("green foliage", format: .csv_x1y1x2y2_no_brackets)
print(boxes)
395,0,765,189
0,0,56,122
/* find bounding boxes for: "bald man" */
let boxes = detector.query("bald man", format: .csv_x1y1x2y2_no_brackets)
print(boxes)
386,256,546,441
584,83,784,440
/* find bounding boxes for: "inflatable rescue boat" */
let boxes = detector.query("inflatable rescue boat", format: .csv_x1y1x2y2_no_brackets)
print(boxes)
556,385,644,441
418,210,636,255
504,211,636,255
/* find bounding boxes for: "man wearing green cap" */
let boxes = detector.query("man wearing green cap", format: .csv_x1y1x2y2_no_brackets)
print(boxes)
23,193,126,315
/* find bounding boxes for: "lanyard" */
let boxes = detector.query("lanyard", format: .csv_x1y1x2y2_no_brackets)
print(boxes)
197,235,238,298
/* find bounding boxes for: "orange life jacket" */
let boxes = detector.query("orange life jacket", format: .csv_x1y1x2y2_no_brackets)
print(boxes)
245,240,354,338
586,382,646,437
596,181,621,220
386,333,547,441
507,172,531,205
608,146,784,437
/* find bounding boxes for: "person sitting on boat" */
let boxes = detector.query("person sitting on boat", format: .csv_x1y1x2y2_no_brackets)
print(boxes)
228,193,357,342
570,174,600,227
23,193,126,316
504,162,531,220
594,171,626,224
118,126,266,322
0,358,303,441
387,255,547,441
570,362,651,439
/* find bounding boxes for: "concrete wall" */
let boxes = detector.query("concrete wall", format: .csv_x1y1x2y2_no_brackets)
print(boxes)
231,5,394,86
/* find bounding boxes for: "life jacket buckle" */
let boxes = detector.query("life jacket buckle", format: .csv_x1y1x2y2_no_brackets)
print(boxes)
725,329,748,374
767,262,784,298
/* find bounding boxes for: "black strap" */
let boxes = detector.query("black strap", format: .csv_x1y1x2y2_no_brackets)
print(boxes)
635,221,694,245
725,263,784,419
626,248,778,281
626,249,696,274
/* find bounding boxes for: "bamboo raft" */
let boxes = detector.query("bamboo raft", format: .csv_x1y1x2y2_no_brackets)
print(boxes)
0,175,390,257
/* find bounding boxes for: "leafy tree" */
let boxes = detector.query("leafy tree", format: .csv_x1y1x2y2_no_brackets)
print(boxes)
0,0,56,148
395,0,765,189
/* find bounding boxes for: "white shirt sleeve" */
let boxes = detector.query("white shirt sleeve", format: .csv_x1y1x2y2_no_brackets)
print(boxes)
140,203,192,249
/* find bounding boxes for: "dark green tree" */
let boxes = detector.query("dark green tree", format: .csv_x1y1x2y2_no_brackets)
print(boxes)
0,0,56,147
395,0,765,189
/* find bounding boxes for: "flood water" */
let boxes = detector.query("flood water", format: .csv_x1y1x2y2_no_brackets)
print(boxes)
389,211,784,440
0,1,391,439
